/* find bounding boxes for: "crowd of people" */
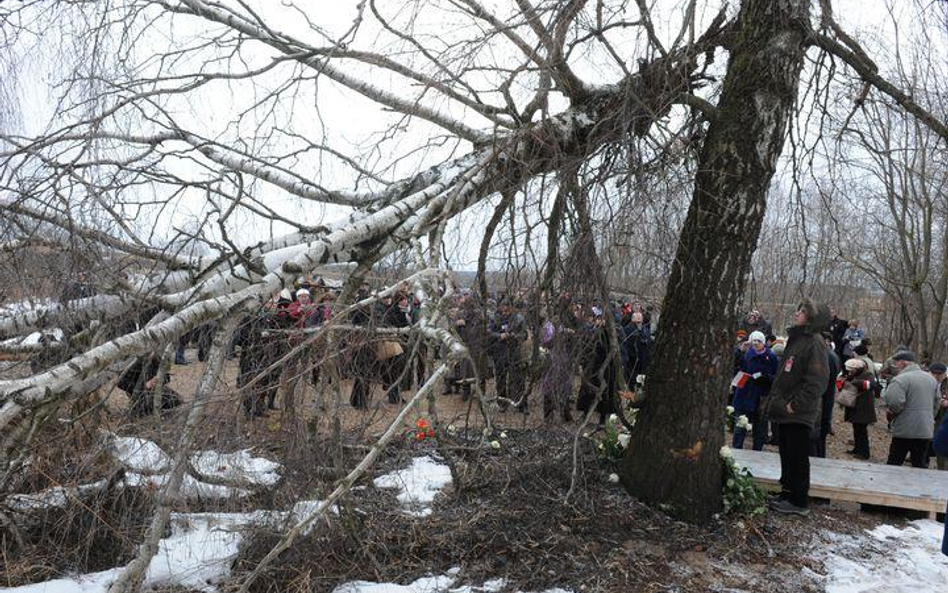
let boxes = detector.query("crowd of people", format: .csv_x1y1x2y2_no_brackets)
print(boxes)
130,278,655,424
726,302,948,518
32,274,948,547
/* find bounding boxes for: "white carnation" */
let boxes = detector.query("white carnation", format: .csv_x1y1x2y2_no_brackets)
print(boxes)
489,440,501,450
617,433,631,448
726,405,735,414
608,473,620,484
720,446,734,459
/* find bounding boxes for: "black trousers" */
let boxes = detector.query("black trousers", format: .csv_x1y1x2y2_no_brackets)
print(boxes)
852,423,870,457
493,358,524,409
777,423,811,508
886,437,930,468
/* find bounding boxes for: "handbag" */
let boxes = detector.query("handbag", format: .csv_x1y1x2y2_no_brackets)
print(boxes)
376,340,404,361
835,383,858,408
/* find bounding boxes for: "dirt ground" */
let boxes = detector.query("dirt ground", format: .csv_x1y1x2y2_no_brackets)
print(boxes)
161,349,901,466
2,348,940,593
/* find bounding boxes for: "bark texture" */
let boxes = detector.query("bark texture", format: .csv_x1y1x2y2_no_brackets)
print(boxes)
621,0,809,524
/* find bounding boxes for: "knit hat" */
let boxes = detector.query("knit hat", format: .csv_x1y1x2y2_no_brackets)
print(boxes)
296,288,311,297
748,331,766,344
930,362,947,374
844,358,867,372
891,350,916,362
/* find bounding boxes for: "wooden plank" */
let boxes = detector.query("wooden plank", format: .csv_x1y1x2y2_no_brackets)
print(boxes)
732,449,948,513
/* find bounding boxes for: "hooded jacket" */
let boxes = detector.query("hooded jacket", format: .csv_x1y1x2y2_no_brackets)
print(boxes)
765,299,831,429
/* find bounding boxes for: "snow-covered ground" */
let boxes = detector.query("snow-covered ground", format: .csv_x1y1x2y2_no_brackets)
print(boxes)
109,436,282,500
1,502,331,593
332,570,570,593
821,519,948,593
373,455,453,517
5,437,283,514
5,453,945,593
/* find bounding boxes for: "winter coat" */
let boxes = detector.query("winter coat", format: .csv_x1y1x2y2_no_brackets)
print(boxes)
820,349,842,437
118,355,161,396
765,303,831,429
842,366,878,425
932,414,948,556
935,377,948,429
731,346,779,413
620,322,652,380
883,363,940,439
841,327,865,358
235,313,284,388
829,316,848,354
487,311,527,364
740,317,773,337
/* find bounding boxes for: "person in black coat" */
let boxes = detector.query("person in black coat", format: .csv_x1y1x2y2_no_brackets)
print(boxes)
381,294,412,403
234,312,285,417
810,333,841,458
488,301,528,412
577,314,618,425
118,354,181,417
840,357,879,459
828,308,848,362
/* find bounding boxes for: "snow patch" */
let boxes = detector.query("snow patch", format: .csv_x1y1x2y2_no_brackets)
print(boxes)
6,480,108,512
0,298,56,317
3,501,330,593
332,574,570,593
107,436,282,500
822,520,948,593
373,456,452,517
122,471,250,500
190,449,282,487
112,436,172,473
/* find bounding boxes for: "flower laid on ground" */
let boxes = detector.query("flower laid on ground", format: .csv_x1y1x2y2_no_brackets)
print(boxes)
617,433,631,449
608,414,619,425
500,431,507,439
608,473,620,483
736,415,750,430
720,446,734,459
726,405,735,414
489,440,501,450
409,418,435,442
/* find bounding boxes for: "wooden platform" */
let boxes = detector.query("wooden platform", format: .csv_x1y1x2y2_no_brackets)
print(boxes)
732,449,948,514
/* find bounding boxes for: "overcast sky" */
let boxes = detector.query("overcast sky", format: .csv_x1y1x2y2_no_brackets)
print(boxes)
2,0,941,271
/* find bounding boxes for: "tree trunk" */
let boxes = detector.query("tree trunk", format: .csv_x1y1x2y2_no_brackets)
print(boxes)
620,0,809,524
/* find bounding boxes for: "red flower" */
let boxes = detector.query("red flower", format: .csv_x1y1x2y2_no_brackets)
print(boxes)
415,431,426,441
416,418,429,429
426,428,435,438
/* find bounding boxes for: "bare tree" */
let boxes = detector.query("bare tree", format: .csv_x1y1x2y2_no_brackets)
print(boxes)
1,0,947,537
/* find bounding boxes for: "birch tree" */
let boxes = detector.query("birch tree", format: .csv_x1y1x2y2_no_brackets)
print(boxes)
1,0,947,528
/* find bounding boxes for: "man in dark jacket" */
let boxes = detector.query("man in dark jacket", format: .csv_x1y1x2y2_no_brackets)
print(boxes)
740,310,773,337
488,301,527,412
766,298,831,516
828,308,848,361
931,411,948,556
810,332,841,458
118,354,182,417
